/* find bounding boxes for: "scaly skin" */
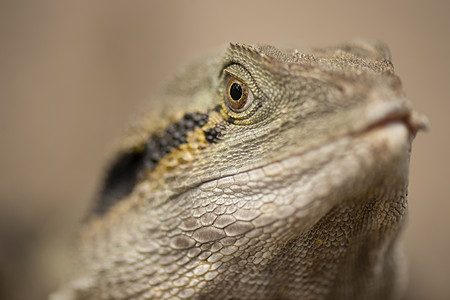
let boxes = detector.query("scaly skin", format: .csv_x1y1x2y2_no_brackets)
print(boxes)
51,41,426,300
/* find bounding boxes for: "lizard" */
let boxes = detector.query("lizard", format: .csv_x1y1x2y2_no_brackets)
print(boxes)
50,40,427,300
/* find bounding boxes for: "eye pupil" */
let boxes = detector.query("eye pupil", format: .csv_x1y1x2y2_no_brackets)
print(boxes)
230,83,243,101
225,76,252,112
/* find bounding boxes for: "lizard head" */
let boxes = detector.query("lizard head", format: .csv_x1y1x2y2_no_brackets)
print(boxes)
67,41,427,299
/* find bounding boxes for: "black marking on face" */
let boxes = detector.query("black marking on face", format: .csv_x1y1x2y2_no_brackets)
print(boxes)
204,123,225,144
143,112,209,170
227,116,236,124
214,104,222,112
95,150,145,215
94,112,209,216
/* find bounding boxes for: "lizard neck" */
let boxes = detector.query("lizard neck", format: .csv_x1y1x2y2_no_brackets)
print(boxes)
264,186,408,300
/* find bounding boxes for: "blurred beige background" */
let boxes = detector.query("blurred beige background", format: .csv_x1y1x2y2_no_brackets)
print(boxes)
0,1,448,299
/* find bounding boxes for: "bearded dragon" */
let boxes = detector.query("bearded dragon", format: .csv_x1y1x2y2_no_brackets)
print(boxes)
51,41,427,300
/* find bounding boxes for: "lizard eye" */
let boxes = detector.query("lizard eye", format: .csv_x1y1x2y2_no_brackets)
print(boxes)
225,76,253,112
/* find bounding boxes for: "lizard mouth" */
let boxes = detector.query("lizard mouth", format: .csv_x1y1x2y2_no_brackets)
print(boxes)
355,99,428,138
229,99,427,196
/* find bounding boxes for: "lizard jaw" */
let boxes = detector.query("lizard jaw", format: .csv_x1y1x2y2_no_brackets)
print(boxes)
358,98,428,139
